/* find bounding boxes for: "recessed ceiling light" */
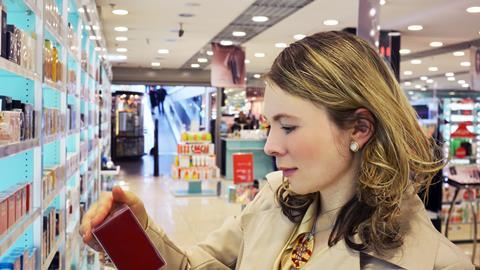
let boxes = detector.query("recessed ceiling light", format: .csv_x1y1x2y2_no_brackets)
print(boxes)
252,16,269,22
453,51,465,56
369,8,376,17
399,49,411,55
428,67,438,72
461,61,471,67
157,49,170,54
197,58,208,63
151,62,160,67
411,59,422,65
112,9,128,15
466,6,480,13
426,79,434,84
220,40,233,46
407,25,423,31
191,63,200,68
380,0,386,5
388,31,401,36
429,41,443,47
323,19,339,26
275,42,288,48
449,91,456,96
114,26,128,32
415,85,422,89
116,48,128,53
421,87,427,91
458,80,466,84
447,77,455,81
420,76,428,81
445,72,455,77
254,52,266,58
206,50,213,56
244,59,250,64
403,70,413,75
462,83,470,88
294,34,306,40
232,31,246,37
116,36,128,42
253,74,261,79
404,81,411,86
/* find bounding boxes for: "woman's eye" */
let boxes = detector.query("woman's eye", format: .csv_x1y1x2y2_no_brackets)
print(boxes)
281,126,297,134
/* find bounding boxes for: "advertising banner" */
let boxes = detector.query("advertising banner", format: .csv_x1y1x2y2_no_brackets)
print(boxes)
211,43,246,88
233,152,253,185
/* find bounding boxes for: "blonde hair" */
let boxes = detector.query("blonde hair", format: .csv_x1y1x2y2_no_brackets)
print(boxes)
267,31,444,254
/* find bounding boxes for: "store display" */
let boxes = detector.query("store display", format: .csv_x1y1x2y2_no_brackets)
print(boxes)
0,2,6,59
0,183,31,237
172,134,220,181
44,0,62,36
0,247,37,270
42,207,63,262
92,204,167,270
43,39,63,83
43,166,64,202
42,108,64,137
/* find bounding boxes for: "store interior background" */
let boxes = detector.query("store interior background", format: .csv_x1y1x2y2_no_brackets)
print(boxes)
0,0,480,269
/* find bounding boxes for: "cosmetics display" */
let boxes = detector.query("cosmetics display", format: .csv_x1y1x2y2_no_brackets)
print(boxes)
0,183,32,237
42,108,64,137
42,207,64,263
44,0,62,37
0,247,37,270
0,96,35,145
43,39,63,83
42,166,65,203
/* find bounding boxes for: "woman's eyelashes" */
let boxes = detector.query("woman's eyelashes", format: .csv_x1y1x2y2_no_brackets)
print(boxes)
281,125,297,134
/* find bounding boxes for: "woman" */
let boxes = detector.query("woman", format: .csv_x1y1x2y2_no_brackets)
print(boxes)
80,31,473,269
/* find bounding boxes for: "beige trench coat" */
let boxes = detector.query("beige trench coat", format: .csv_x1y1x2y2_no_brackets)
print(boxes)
145,171,474,269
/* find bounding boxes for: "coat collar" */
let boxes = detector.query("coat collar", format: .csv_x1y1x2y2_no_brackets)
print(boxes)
264,171,440,270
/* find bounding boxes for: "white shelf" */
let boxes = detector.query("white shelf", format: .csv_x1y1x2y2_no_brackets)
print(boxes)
66,209,80,234
23,0,42,19
45,23,65,48
44,132,64,145
43,181,65,209
0,138,40,159
42,236,63,270
43,79,66,93
0,56,40,81
0,208,41,257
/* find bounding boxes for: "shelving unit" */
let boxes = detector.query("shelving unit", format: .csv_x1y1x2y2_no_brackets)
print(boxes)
0,0,111,269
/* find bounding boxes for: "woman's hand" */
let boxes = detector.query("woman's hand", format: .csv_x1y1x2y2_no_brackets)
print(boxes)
79,186,148,250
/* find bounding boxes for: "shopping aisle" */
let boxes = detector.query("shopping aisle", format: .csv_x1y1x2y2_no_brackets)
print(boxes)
115,166,241,249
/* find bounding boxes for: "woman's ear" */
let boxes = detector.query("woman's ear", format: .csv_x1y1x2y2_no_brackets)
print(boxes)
351,108,375,150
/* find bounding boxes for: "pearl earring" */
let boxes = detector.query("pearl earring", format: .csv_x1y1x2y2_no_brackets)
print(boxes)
350,141,359,152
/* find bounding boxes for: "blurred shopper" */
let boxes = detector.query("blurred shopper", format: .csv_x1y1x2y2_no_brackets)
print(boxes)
81,31,472,269
157,87,167,115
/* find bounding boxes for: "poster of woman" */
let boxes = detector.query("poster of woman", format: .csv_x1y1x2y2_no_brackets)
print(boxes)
210,43,246,88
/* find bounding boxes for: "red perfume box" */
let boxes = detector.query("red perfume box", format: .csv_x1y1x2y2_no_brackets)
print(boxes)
92,205,166,270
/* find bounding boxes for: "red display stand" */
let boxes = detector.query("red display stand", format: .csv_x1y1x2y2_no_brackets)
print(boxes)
233,153,254,185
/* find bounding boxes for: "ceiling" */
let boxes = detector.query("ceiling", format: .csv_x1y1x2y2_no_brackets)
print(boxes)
96,0,480,90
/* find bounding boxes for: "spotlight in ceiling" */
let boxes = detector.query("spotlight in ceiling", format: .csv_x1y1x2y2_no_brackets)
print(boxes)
445,72,455,77
112,9,128,15
114,26,128,32
453,51,465,56
429,41,443,47
206,51,213,56
116,36,128,42
407,25,423,31
197,58,208,63
428,66,438,72
294,34,306,40
116,48,128,53
404,81,411,86
151,62,160,67
252,16,269,22
466,6,480,13
244,59,250,64
399,49,411,55
323,19,339,26
420,76,428,81
253,74,261,79
447,77,455,81
403,70,413,75
232,31,246,37
254,52,266,58
191,63,200,68
410,59,422,65
460,61,471,67
157,49,170,54
275,42,288,48
220,40,233,46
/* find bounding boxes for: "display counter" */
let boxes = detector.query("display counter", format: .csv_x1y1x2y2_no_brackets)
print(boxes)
221,138,274,180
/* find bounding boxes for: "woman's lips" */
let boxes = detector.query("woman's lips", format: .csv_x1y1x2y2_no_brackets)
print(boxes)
280,168,298,178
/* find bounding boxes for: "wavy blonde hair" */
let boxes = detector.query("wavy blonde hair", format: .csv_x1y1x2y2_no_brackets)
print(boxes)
267,31,444,254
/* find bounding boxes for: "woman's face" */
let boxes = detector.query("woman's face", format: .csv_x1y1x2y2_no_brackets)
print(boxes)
263,83,356,195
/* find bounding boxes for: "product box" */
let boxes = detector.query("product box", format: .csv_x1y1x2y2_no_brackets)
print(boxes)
15,187,22,222
0,4,6,59
0,256,20,270
0,194,8,237
17,183,26,216
25,182,31,213
92,205,166,270
7,191,15,228
0,111,21,144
